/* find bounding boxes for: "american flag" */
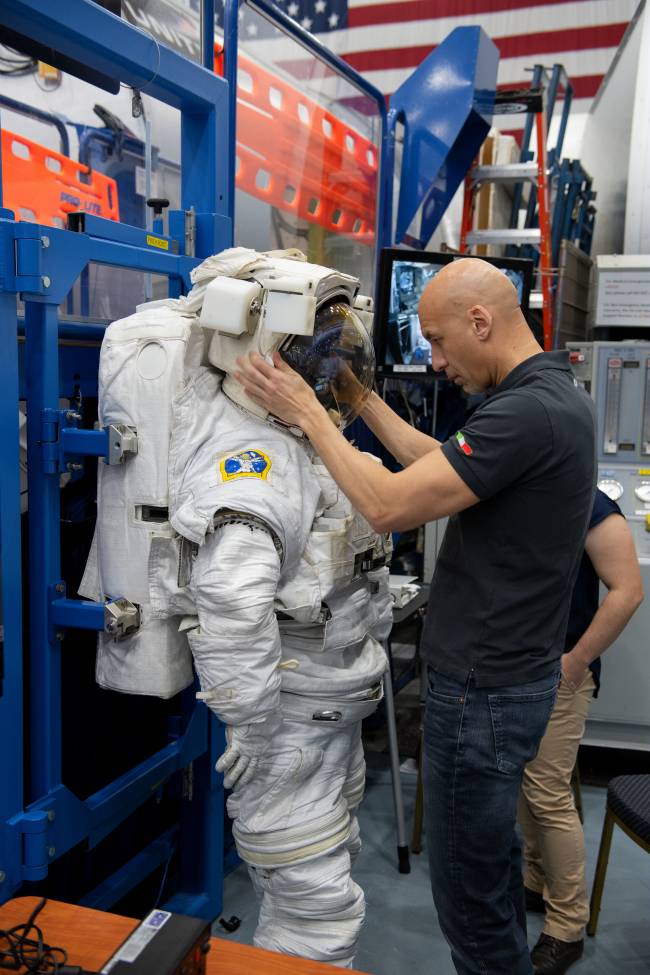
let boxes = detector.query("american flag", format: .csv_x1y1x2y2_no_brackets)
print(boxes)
131,0,638,146
225,0,349,33
236,0,638,144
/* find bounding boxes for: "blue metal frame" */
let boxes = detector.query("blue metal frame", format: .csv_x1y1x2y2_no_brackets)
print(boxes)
0,0,232,919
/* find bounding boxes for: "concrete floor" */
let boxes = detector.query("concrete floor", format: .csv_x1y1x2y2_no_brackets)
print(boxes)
218,755,650,974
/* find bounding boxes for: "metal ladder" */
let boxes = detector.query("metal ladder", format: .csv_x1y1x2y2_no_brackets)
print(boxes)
459,79,558,350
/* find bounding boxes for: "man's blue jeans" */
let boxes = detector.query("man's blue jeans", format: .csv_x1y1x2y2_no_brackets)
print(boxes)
423,669,559,975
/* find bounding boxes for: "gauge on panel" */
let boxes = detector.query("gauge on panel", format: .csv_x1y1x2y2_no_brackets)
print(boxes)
634,482,650,503
597,478,624,501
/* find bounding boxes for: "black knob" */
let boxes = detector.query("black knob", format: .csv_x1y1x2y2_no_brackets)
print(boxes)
146,198,170,218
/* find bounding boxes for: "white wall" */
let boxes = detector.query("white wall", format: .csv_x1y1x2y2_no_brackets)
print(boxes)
624,2,650,253
580,2,645,256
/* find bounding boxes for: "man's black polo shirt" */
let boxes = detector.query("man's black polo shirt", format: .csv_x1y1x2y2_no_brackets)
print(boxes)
421,350,596,686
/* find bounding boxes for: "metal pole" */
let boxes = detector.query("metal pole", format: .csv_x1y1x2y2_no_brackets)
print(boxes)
383,645,410,873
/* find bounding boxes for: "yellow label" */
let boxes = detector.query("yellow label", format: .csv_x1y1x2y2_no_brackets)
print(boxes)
146,234,169,251
639,469,650,475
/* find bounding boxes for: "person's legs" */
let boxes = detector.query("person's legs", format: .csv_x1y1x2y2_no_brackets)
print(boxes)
518,787,546,896
509,827,528,932
424,669,558,975
520,672,594,942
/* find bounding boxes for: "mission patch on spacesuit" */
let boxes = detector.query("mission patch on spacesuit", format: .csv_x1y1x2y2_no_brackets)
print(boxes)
220,448,271,481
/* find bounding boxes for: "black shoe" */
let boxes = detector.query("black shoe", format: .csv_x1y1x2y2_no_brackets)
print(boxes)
525,886,546,913
531,933,584,975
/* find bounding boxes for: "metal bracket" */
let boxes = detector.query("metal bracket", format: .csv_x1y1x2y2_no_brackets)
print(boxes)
40,410,138,473
106,423,138,465
10,223,51,294
49,583,141,640
185,207,196,257
104,598,141,639
9,810,51,882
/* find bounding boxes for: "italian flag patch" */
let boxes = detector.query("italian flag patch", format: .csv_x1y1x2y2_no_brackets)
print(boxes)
455,431,472,456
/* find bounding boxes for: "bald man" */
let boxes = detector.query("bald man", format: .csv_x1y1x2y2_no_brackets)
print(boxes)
236,257,596,975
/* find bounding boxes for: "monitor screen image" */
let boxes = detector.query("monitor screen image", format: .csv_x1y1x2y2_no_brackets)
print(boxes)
374,249,534,377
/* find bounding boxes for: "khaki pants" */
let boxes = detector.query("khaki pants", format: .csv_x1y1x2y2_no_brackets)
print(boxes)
518,670,595,942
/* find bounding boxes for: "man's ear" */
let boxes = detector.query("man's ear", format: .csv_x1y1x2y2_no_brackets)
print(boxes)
468,304,492,341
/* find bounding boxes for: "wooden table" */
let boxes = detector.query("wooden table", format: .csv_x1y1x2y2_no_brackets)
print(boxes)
0,897,369,975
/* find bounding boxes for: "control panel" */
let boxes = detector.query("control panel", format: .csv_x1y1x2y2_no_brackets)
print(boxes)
597,463,650,559
568,340,650,743
568,341,650,465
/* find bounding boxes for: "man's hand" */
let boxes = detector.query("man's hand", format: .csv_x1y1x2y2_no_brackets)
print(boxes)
235,351,321,429
216,717,280,789
561,649,590,690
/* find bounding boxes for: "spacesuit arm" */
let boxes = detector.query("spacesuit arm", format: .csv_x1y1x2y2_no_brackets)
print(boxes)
188,521,283,729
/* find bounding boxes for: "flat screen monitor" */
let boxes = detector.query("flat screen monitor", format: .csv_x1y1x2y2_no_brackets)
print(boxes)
374,249,534,377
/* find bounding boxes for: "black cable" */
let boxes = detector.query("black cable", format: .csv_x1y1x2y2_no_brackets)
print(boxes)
0,898,98,975
0,45,36,75
0,65,36,76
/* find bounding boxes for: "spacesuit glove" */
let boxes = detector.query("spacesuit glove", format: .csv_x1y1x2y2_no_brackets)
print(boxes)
216,716,281,789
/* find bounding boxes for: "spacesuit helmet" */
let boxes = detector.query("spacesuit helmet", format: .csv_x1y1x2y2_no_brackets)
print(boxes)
198,249,375,426
279,298,375,430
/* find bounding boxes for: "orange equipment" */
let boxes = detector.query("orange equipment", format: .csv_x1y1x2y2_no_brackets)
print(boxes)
215,45,378,243
1,128,119,228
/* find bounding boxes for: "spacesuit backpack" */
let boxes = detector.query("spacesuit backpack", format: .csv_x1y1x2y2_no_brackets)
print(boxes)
79,299,206,698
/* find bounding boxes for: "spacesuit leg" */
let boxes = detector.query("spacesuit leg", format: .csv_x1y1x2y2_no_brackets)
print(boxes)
343,734,366,864
229,719,366,967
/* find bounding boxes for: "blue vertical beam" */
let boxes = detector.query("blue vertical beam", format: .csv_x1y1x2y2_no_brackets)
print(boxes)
202,0,216,70
380,109,399,251
24,300,62,799
181,105,229,257
182,0,230,257
0,291,23,893
223,0,240,239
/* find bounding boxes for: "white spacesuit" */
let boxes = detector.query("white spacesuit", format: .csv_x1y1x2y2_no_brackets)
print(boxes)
80,248,392,966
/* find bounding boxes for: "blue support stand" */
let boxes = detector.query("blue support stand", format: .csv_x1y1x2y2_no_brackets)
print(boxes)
0,0,231,920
